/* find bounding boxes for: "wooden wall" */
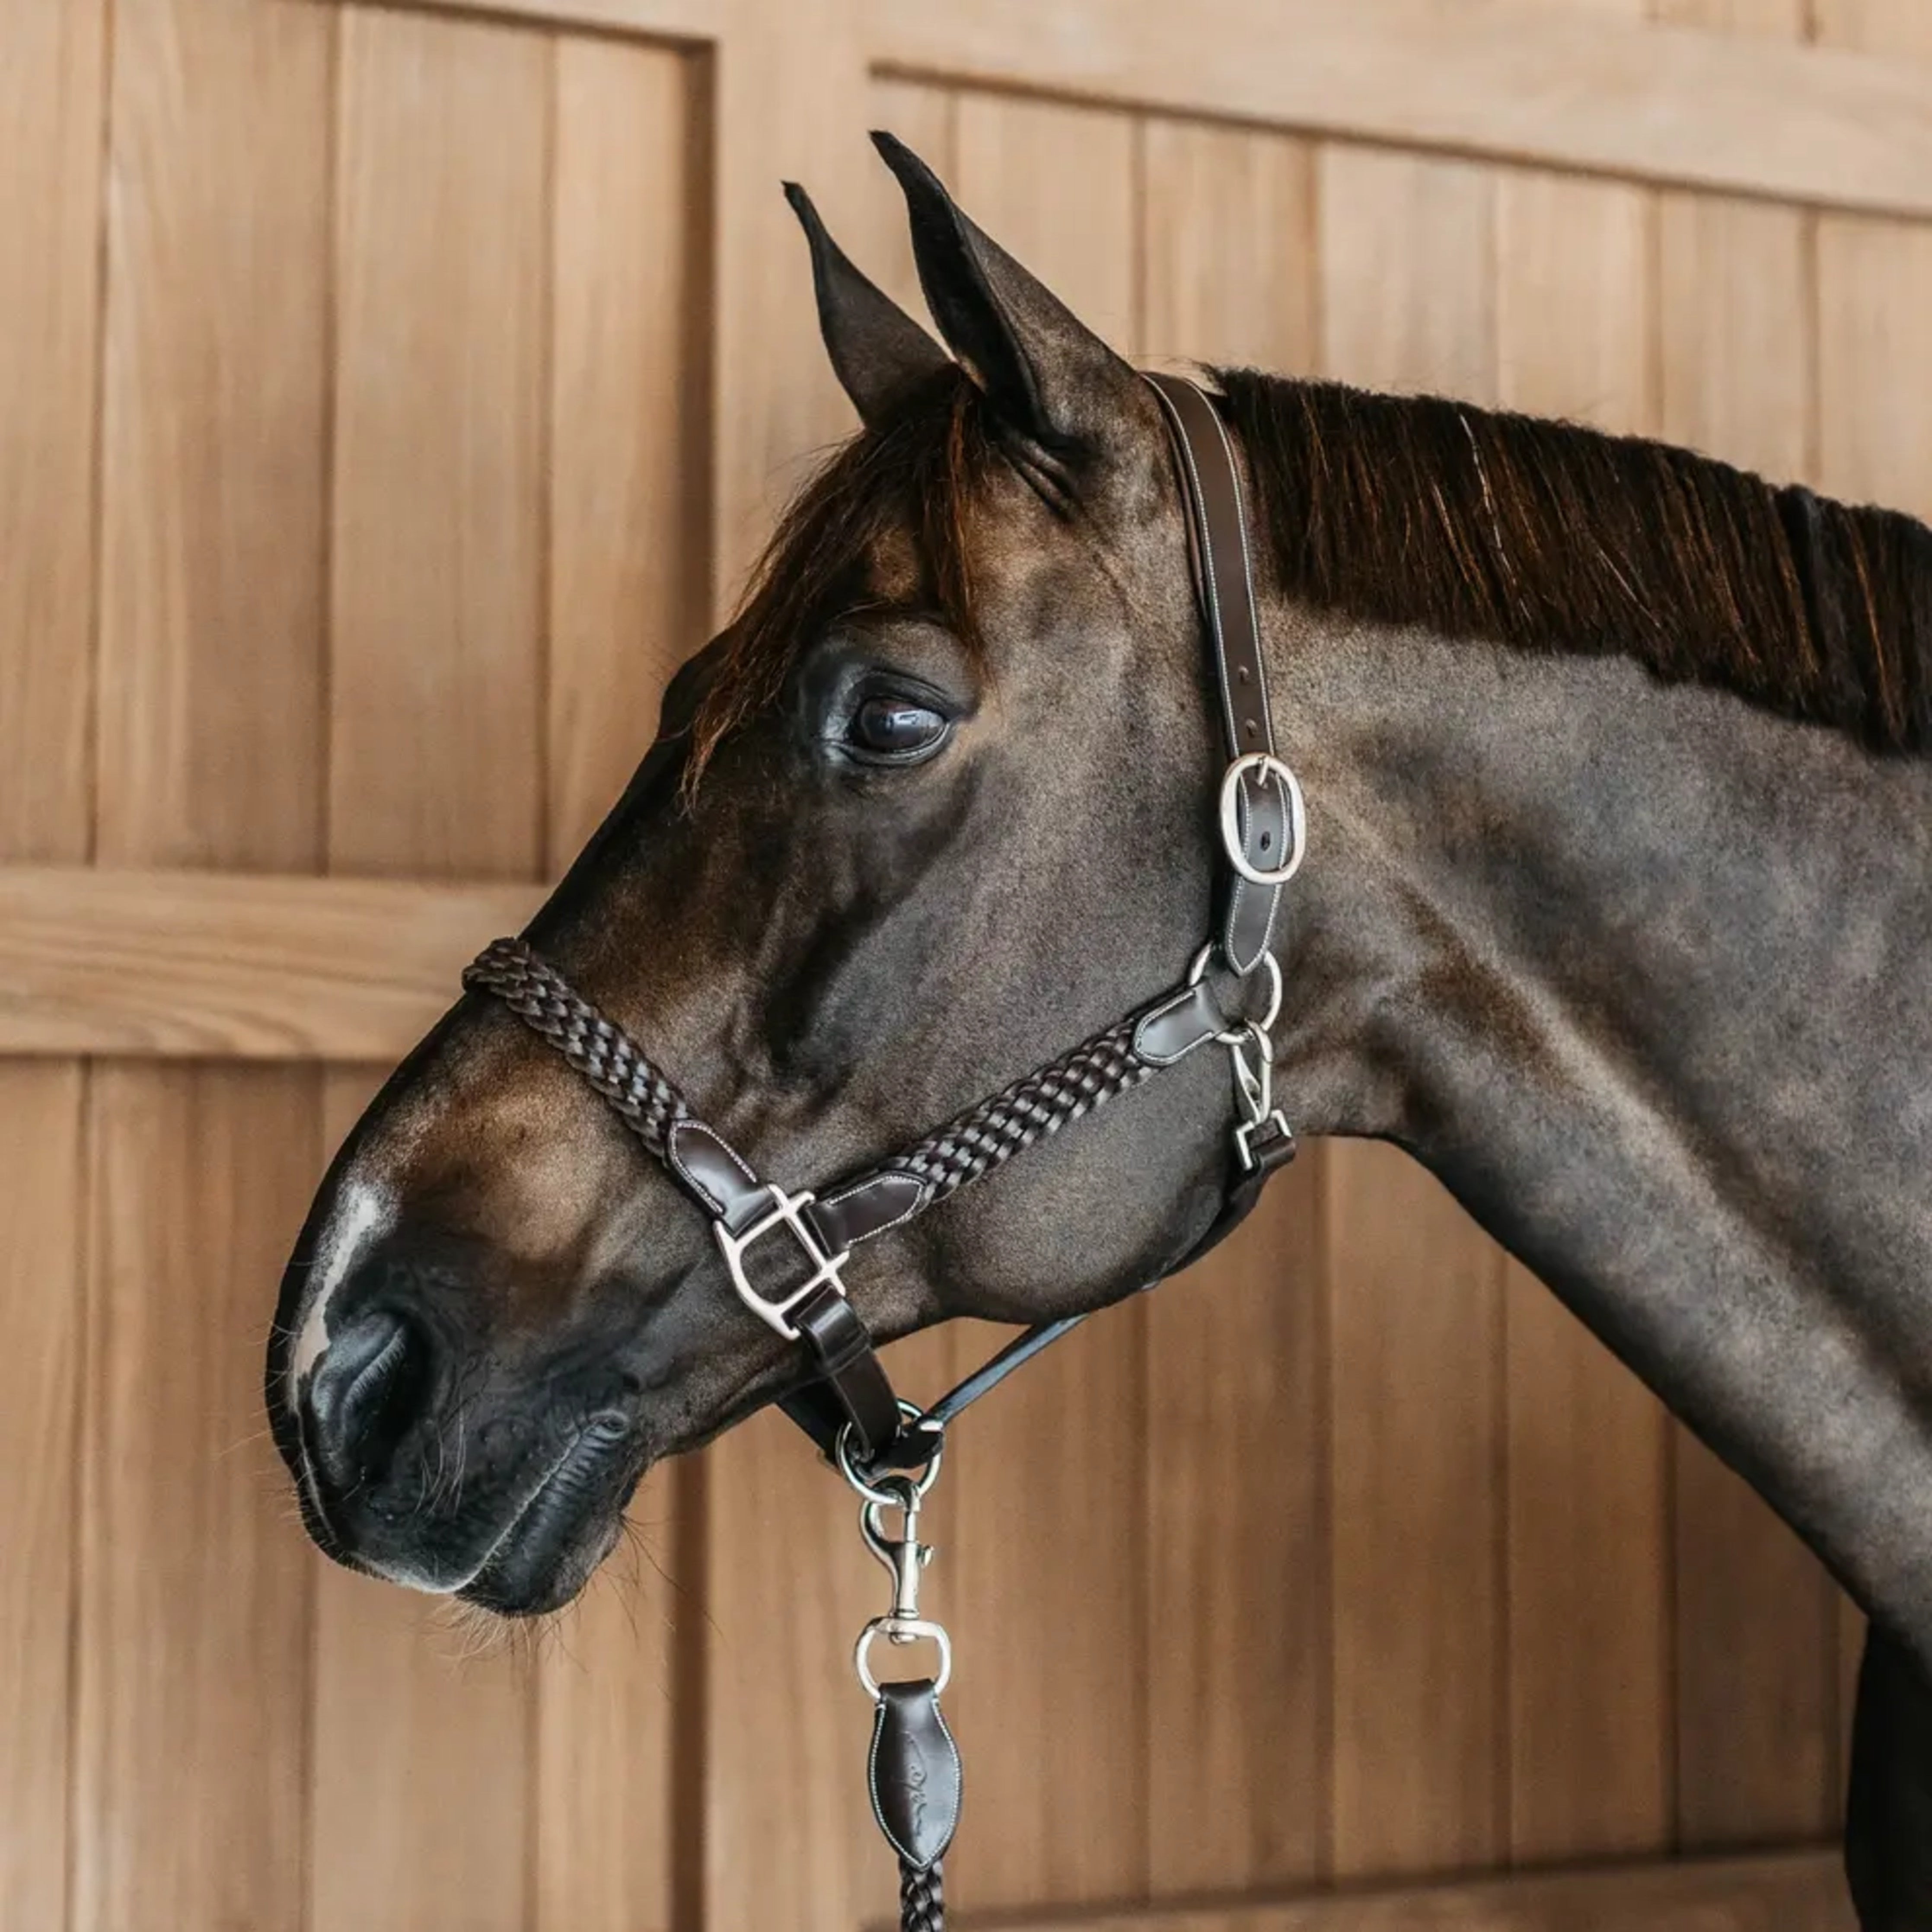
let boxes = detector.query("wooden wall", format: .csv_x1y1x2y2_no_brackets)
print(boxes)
0,1,1928,1928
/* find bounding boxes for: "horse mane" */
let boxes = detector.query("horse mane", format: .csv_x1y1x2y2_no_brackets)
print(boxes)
692,362,1932,775
1217,367,1932,753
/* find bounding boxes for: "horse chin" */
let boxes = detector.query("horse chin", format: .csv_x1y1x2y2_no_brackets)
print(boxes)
456,1430,638,1617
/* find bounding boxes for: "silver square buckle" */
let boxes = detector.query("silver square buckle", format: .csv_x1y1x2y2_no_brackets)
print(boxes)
711,1185,851,1339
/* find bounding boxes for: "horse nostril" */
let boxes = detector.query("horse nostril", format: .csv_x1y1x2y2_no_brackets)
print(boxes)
306,1309,431,1493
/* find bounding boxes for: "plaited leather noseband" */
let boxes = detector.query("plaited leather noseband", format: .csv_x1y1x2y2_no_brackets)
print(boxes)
462,373,1304,1471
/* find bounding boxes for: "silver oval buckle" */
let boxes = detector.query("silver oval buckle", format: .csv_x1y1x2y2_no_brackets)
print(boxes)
1219,751,1307,887
711,1185,851,1339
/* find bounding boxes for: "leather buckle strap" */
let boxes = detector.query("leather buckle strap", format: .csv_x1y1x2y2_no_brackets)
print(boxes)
1144,373,1295,976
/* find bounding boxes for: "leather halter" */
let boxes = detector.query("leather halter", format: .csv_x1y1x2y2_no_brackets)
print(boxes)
463,373,1303,1472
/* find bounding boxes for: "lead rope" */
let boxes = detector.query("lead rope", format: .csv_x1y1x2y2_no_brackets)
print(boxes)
839,1410,962,1928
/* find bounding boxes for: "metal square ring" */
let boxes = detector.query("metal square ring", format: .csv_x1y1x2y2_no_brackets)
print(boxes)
712,1185,851,1339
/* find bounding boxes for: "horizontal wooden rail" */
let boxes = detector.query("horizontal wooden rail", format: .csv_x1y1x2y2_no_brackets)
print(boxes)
0,867,541,1062
872,0,1932,220
981,1849,1852,1932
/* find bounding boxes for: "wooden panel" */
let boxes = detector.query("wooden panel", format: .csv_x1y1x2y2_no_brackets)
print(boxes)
0,1065,84,1932
96,0,330,871
1140,119,1318,376
0,10,103,1926
939,95,1150,1916
1317,147,1496,402
862,77,956,323
0,0,103,864
547,38,708,858
1652,0,1807,35
328,3,546,884
1811,0,1932,1813
1325,1148,1506,1877
993,1849,1855,1932
1316,147,1503,1881
0,865,536,1060
1654,167,1840,1849
77,1063,320,1932
1493,166,1672,1864
312,14,551,1932
410,0,724,37
75,6,331,1928
873,0,1932,220
532,35,702,1932
1138,118,1326,1898
697,25,909,1932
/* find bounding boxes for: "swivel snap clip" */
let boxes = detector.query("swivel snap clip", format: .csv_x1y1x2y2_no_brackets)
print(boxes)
840,1411,953,1698
1226,1020,1294,1173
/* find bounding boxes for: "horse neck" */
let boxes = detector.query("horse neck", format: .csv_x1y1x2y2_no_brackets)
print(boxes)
1268,605,1932,1652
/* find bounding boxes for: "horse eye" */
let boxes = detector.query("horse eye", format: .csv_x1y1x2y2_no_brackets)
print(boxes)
848,694,949,760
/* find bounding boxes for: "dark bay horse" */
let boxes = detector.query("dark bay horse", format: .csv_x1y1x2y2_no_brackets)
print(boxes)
266,135,1932,1924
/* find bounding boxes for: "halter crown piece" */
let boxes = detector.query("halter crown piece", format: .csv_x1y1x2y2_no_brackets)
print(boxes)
462,373,1302,1929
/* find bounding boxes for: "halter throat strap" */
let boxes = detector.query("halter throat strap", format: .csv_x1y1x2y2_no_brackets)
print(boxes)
462,374,1300,1472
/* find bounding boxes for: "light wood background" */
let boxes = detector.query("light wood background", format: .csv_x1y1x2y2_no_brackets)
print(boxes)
1,1,1928,1928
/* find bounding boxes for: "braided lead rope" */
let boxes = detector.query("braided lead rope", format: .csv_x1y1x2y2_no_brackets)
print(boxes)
899,1859,944,1932
463,938,692,1164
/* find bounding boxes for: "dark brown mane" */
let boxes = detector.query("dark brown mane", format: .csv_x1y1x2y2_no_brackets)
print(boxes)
695,363,1932,773
1218,367,1932,753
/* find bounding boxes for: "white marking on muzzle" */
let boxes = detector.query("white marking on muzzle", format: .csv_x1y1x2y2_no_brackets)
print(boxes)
288,1180,395,1515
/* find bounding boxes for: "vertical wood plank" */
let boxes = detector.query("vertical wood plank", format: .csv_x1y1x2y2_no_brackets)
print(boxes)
0,9,104,1926
77,4,330,1929
941,95,1151,1916
698,19,905,1930
1139,117,1328,1899
0,0,104,865
1655,175,1841,1850
328,5,546,886
545,39,708,861
532,38,704,1932
313,15,550,1932
1317,146,1505,1881
1811,0,1932,1818
79,1066,321,1932
0,1063,85,1932
95,0,330,872
1324,1148,1508,1878
1494,166,1673,1866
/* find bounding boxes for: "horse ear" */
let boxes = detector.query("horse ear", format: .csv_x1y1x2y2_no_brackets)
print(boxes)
784,182,950,429
871,130,1138,461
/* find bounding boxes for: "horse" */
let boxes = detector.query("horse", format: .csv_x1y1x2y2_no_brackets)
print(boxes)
265,134,1932,1926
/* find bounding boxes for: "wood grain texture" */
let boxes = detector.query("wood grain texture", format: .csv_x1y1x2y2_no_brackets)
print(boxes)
96,0,331,872
76,1064,320,1932
942,95,1151,1916
0,1065,85,1932
313,13,552,1931
0,864,536,1060
992,1849,1855,1932
1493,164,1672,1865
533,35,701,1932
0,0,103,864
1324,1147,1507,1878
697,19,903,1929
1811,0,1932,1814
1317,147,1497,404
1654,162,1842,1849
1140,118,1318,378
76,7,331,1929
862,77,956,327
547,38,708,859
873,0,1932,219
1316,148,1504,1882
1138,117,1327,1898
329,3,547,883
0,10,103,1925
